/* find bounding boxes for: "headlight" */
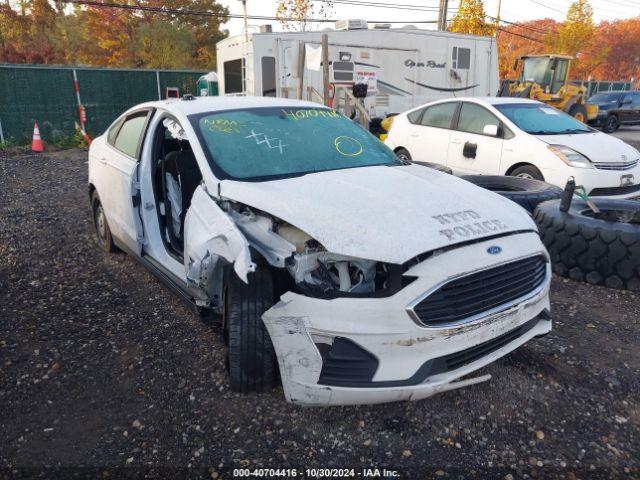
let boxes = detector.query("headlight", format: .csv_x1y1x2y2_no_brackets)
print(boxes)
285,242,413,298
548,145,593,169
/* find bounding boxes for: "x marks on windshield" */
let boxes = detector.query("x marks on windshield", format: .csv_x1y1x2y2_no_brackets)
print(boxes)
245,129,288,154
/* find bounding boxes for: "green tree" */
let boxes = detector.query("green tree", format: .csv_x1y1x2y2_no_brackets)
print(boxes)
550,0,594,56
449,0,494,36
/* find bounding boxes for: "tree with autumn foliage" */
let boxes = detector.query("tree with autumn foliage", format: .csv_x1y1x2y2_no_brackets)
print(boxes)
0,0,228,69
276,0,334,31
449,0,494,37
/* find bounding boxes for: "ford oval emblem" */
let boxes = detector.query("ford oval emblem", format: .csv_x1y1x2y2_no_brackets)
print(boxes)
487,246,502,255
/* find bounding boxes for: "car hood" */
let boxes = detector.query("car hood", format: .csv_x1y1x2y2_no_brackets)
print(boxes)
535,131,640,164
219,165,537,264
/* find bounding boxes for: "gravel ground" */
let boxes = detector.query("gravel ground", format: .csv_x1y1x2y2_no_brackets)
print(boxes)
0,149,639,479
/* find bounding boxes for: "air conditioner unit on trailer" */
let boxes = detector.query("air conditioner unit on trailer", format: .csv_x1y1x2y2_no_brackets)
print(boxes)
335,19,368,31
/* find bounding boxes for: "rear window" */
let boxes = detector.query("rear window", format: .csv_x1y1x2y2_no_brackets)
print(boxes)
420,103,457,129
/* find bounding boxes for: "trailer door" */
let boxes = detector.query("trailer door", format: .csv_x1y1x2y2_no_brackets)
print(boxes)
447,39,478,96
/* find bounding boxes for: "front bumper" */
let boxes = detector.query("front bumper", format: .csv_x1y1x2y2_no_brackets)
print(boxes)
543,165,640,200
263,232,552,406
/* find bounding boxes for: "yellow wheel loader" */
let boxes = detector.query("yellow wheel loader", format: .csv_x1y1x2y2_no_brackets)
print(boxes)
498,54,598,123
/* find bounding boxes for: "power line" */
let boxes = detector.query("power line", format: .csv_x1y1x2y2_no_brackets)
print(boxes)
312,0,440,11
61,0,437,23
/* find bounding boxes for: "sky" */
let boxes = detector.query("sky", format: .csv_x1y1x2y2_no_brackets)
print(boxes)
217,0,640,36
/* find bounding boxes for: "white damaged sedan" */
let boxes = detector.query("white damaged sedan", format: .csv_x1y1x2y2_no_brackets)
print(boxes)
88,96,552,406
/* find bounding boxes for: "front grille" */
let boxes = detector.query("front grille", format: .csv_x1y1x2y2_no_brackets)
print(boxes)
590,183,640,196
593,160,638,171
410,256,547,327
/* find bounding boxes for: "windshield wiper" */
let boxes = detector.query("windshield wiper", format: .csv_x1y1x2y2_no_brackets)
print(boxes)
561,128,590,134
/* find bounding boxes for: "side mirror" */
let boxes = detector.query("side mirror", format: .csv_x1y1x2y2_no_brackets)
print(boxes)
483,124,499,137
623,98,633,105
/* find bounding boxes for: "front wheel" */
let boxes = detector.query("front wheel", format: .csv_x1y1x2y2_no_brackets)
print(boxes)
603,115,619,134
568,104,588,123
509,165,544,181
224,267,278,393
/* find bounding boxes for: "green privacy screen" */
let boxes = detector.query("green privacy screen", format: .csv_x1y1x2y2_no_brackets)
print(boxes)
0,65,206,144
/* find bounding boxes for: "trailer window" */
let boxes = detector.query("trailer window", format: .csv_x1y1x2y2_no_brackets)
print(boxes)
224,59,245,94
261,57,276,97
452,47,471,70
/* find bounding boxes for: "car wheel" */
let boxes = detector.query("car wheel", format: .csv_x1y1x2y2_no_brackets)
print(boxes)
603,115,619,134
91,191,118,253
224,266,278,393
509,165,545,181
568,104,588,123
534,198,640,290
395,148,412,162
461,175,562,214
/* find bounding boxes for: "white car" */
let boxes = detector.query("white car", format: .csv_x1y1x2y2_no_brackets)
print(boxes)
385,97,640,199
88,96,551,406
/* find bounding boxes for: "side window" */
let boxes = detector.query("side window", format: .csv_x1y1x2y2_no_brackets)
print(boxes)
420,102,458,129
107,118,124,146
407,108,424,124
452,47,471,70
457,103,500,135
224,58,245,94
622,93,634,106
113,112,149,158
261,57,276,97
634,93,640,106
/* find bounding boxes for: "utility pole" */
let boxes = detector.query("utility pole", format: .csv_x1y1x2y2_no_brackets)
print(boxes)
240,0,249,43
495,0,502,35
437,0,449,31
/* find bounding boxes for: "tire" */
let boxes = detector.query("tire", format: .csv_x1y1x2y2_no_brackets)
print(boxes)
461,175,562,214
568,104,588,123
225,266,278,393
534,198,640,291
91,191,118,253
509,165,545,181
412,160,453,174
603,115,619,134
395,148,412,162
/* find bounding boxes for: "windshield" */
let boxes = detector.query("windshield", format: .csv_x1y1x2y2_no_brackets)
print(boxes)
495,103,591,135
190,107,400,181
588,92,623,103
521,57,552,85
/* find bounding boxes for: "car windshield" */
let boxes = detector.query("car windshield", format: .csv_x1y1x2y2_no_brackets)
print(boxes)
190,107,401,181
495,103,591,135
589,92,622,103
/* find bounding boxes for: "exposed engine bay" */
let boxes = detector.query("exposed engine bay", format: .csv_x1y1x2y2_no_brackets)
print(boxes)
221,201,391,298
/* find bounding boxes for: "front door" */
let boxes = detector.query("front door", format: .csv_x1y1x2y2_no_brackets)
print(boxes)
447,102,503,175
101,110,150,254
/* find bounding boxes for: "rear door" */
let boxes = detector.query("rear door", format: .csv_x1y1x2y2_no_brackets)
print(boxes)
447,102,503,175
630,93,640,123
406,102,458,165
101,109,150,254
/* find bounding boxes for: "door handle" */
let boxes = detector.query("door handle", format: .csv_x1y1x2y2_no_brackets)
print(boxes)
410,132,420,137
99,157,108,164
451,138,462,145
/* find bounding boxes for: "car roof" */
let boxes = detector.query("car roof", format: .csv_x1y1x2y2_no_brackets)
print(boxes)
135,96,324,117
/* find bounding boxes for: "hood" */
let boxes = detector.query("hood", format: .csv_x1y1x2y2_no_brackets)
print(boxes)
536,131,640,164
219,165,537,264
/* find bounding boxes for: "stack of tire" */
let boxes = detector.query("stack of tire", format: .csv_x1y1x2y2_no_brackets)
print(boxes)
534,199,640,291
462,175,640,291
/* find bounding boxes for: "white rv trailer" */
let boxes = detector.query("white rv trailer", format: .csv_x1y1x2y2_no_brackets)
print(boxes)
216,22,499,119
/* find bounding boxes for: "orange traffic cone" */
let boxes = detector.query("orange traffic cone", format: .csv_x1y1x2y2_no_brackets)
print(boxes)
31,122,44,152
